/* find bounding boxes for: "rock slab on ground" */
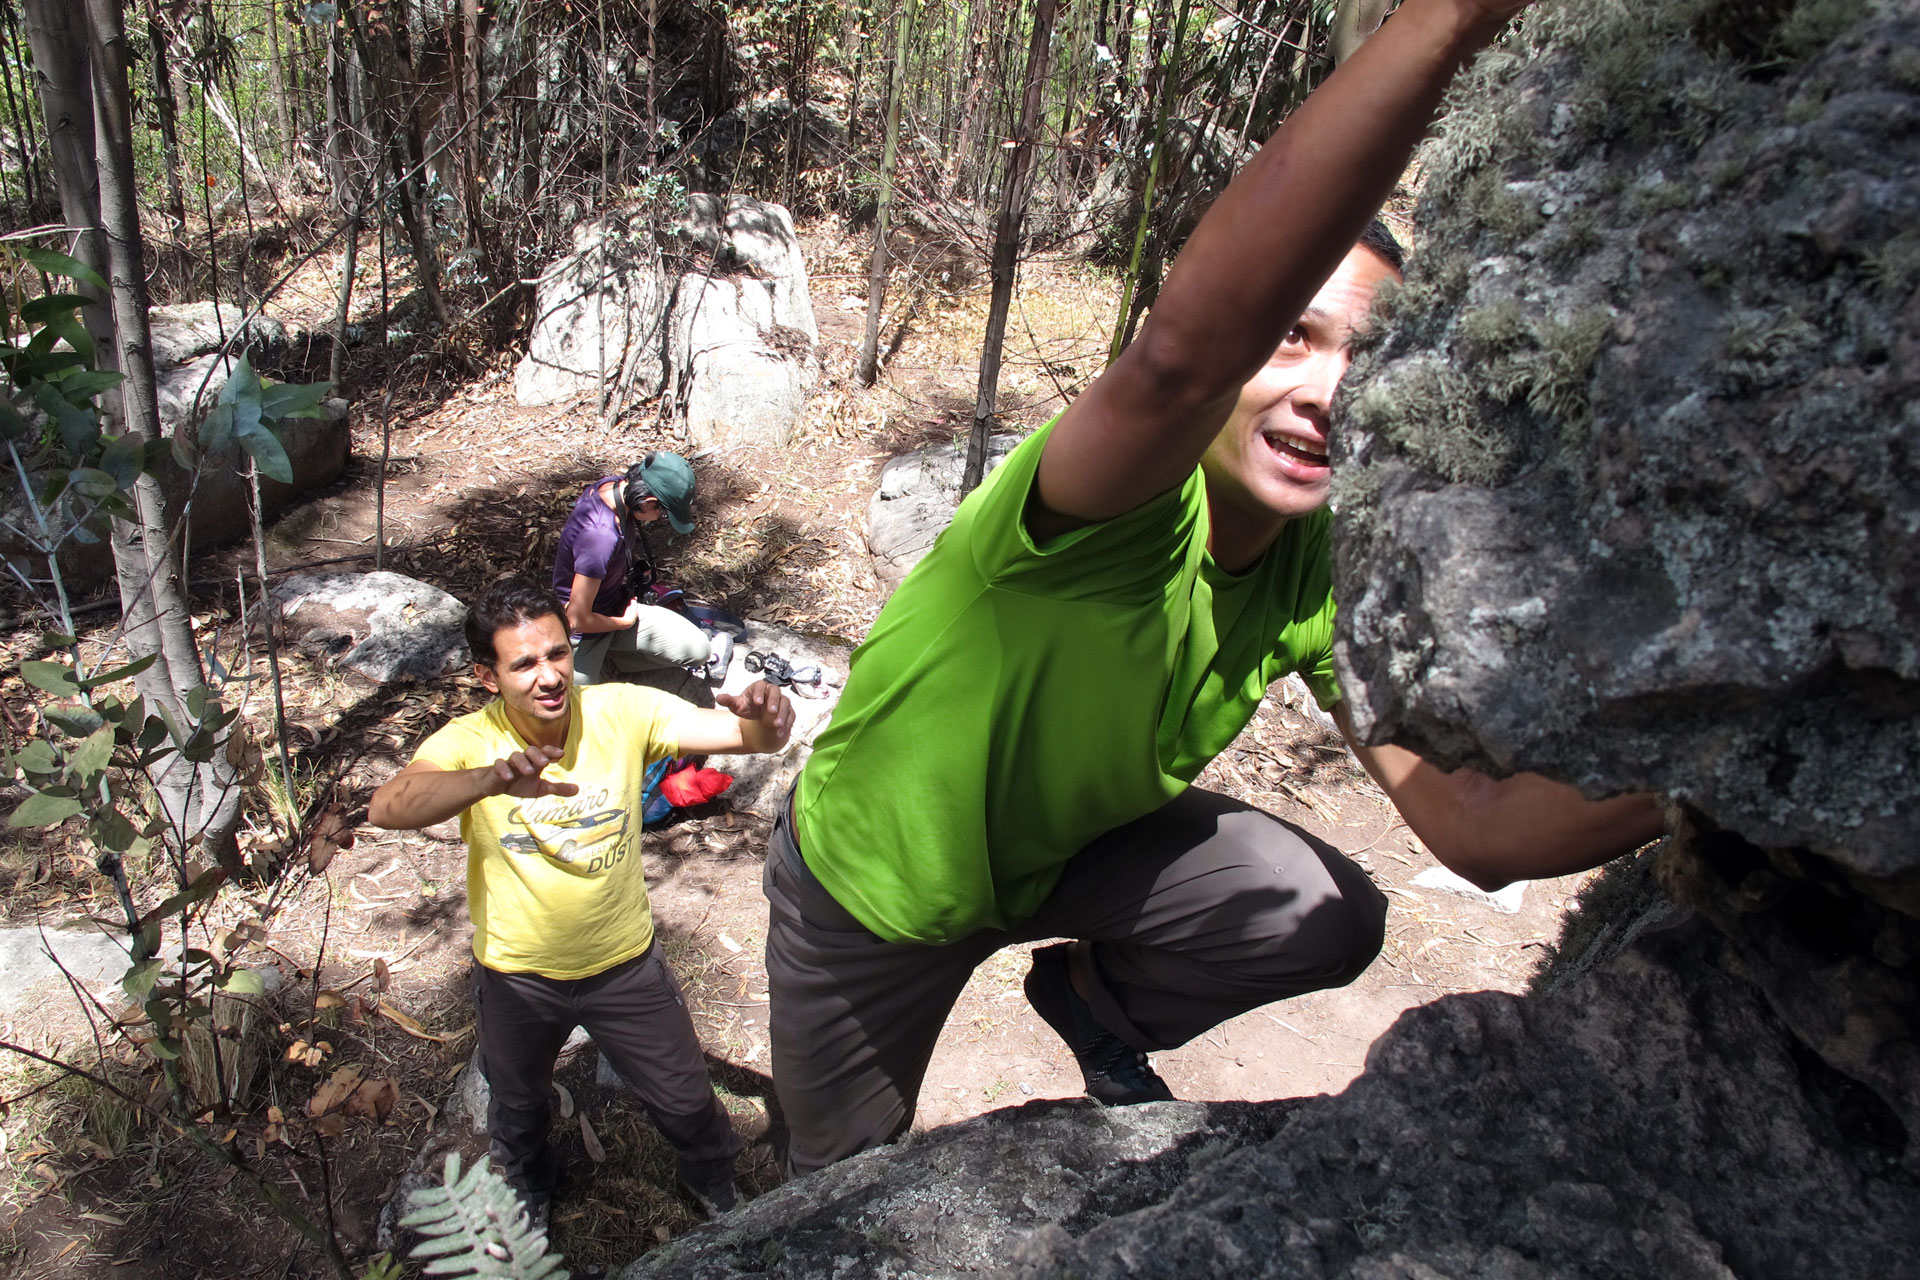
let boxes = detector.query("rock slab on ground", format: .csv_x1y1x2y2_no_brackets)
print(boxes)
273,571,469,683
0,925,128,1020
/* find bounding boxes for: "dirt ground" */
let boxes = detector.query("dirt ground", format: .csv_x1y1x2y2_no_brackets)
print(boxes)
0,219,1596,1279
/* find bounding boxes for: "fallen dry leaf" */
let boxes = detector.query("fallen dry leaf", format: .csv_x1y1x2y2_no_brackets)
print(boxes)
579,1113,605,1163
553,1081,575,1119
345,1077,399,1121
377,1002,452,1041
308,1063,367,1117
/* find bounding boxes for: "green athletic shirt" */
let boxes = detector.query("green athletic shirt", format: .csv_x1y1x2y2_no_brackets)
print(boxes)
793,418,1341,945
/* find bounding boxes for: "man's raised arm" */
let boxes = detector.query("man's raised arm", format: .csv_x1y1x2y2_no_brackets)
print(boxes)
1036,0,1534,527
1334,705,1666,892
368,745,578,831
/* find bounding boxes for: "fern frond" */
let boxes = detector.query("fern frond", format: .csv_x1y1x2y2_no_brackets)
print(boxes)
398,1151,570,1280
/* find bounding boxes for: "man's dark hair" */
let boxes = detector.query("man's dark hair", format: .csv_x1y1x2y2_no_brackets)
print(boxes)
466,580,565,665
1358,218,1406,273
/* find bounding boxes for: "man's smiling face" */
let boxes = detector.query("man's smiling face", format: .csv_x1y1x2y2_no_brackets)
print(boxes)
1202,244,1400,533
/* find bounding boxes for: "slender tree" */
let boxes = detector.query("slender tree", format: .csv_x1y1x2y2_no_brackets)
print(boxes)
963,0,1059,493
855,0,912,387
30,0,247,872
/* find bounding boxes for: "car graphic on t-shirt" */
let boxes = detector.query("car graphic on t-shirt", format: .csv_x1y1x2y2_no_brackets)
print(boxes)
502,789,629,864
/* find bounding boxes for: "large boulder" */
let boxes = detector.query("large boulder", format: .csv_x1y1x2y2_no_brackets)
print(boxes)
514,218,673,408
867,436,1020,586
1332,0,1920,880
272,571,469,683
0,301,344,583
621,917,1920,1279
515,195,820,449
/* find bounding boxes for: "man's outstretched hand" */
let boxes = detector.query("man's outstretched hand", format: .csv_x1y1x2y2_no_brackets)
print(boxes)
489,743,582,800
716,680,796,754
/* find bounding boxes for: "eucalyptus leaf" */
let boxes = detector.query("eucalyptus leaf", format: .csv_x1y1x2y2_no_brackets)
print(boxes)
20,660,79,694
8,791,83,828
98,433,144,487
220,357,264,444
260,379,332,420
199,403,236,455
79,652,158,690
43,702,105,738
56,369,124,402
69,466,119,499
10,738,58,776
217,969,266,997
44,314,94,367
23,247,109,293
235,420,294,484
122,957,164,1001
18,293,90,325
88,807,141,852
68,724,115,784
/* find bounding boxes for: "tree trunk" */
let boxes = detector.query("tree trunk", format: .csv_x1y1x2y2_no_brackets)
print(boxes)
326,15,359,390
855,0,913,387
20,0,111,353
963,0,1058,494
144,0,187,230
264,0,299,164
76,0,243,872
1108,0,1194,362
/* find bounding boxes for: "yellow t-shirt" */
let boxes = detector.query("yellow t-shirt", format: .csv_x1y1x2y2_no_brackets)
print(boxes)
412,684,679,979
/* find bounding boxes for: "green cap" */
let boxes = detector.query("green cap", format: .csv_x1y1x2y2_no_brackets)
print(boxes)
635,451,697,535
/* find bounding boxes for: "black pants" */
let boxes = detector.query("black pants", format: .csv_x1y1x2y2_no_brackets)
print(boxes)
766,787,1387,1175
473,946,741,1201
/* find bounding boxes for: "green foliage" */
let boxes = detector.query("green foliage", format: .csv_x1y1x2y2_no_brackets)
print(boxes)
401,1152,570,1280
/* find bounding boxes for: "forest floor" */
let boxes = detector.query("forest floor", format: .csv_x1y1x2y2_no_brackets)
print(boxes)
0,216,1598,1279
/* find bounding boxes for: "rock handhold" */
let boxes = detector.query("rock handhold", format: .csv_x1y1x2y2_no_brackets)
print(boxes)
273,571,468,683
1332,0,1920,880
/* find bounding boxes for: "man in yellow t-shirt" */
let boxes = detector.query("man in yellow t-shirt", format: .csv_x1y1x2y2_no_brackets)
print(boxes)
370,580,794,1223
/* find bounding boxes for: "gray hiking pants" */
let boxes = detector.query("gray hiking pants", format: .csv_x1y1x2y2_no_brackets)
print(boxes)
572,605,708,685
473,946,741,1202
764,787,1387,1174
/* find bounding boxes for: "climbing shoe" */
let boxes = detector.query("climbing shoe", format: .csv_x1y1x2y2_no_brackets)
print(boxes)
1024,942,1175,1106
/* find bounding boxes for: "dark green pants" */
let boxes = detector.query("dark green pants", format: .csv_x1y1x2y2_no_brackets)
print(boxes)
764,786,1388,1175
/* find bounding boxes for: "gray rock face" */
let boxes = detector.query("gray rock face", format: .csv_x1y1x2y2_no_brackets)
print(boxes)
0,302,344,582
1330,0,1920,879
1006,921,1918,1280
515,196,819,449
867,436,1020,586
623,1099,1294,1280
147,301,288,367
273,571,468,683
0,925,129,1020
515,218,673,408
622,920,1918,1279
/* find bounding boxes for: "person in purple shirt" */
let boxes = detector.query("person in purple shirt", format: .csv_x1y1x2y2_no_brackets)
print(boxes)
551,451,729,684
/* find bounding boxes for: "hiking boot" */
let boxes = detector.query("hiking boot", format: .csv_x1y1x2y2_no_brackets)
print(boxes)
1024,943,1175,1106
683,1175,739,1219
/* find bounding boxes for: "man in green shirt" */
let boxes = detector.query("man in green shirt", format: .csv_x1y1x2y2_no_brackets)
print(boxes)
768,0,1664,1175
